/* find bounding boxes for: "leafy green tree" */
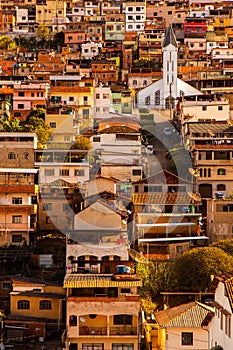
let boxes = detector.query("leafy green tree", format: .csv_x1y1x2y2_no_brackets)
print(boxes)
0,117,22,132
0,36,16,51
71,136,91,150
211,239,233,256
36,24,50,41
141,295,157,318
169,247,233,292
136,261,171,303
24,116,52,149
27,108,45,121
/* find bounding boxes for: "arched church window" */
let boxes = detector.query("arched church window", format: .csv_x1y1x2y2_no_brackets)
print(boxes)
155,90,160,105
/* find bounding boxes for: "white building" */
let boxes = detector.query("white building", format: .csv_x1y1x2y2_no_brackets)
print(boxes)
81,42,100,59
124,1,146,32
94,86,112,119
209,272,233,350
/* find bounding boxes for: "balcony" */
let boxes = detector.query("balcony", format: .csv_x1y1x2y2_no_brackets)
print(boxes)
79,326,107,336
110,326,137,336
79,326,137,336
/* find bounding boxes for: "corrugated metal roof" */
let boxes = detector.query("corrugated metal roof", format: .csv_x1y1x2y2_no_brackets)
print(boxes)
63,274,141,288
132,193,201,205
155,302,213,328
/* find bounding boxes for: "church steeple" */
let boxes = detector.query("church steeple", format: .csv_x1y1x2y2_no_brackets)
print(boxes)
162,25,178,108
163,25,178,49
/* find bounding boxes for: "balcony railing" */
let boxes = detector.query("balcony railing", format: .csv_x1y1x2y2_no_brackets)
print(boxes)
79,326,137,336
79,326,107,336
110,326,137,336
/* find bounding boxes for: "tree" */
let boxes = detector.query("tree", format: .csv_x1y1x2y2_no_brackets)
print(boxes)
27,108,45,121
136,261,171,305
0,118,22,132
24,116,52,149
0,36,17,51
211,239,233,256
71,136,91,150
169,247,233,292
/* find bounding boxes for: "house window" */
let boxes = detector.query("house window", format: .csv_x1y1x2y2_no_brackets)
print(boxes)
93,136,100,142
181,332,193,345
18,300,30,310
220,311,223,330
69,344,78,350
83,109,89,119
8,152,16,159
69,315,77,326
202,106,207,111
218,168,226,175
50,122,56,128
69,96,74,102
45,169,54,176
63,203,70,211
218,106,223,111
12,234,22,243
40,300,52,310
176,246,183,254
43,203,52,211
155,90,160,105
23,152,30,159
46,216,51,224
18,92,25,96
133,80,137,86
217,184,226,191
12,215,22,224
96,94,100,99
145,96,150,105
112,344,133,350
75,169,84,176
59,169,69,176
226,315,231,337
132,169,141,176
2,282,11,290
12,197,22,204
18,104,24,109
113,315,132,325
64,136,70,142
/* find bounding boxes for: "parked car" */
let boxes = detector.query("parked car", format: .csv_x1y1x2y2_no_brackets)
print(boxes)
146,145,154,155
163,127,172,136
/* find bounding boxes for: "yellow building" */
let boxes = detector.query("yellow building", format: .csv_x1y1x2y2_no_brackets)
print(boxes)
36,0,66,28
7,277,65,341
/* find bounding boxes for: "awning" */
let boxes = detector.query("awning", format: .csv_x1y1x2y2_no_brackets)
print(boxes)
0,168,38,173
138,236,209,243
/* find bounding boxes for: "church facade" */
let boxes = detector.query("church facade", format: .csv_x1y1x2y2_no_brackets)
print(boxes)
137,26,202,109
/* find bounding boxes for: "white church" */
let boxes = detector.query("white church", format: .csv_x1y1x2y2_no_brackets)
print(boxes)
137,26,202,109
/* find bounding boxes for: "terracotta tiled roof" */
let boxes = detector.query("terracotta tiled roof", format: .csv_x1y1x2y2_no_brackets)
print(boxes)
132,193,201,205
210,271,233,311
154,302,213,328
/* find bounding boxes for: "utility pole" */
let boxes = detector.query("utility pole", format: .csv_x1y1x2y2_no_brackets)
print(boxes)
0,312,5,350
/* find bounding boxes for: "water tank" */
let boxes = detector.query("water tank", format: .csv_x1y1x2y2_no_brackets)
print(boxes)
116,265,127,273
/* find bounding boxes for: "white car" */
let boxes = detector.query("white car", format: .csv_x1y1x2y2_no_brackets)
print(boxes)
146,145,154,155
163,127,172,136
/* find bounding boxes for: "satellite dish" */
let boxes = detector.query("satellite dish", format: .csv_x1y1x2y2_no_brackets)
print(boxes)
151,204,162,213
128,248,148,264
188,168,200,177
208,129,215,137
80,317,86,323
188,192,201,202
